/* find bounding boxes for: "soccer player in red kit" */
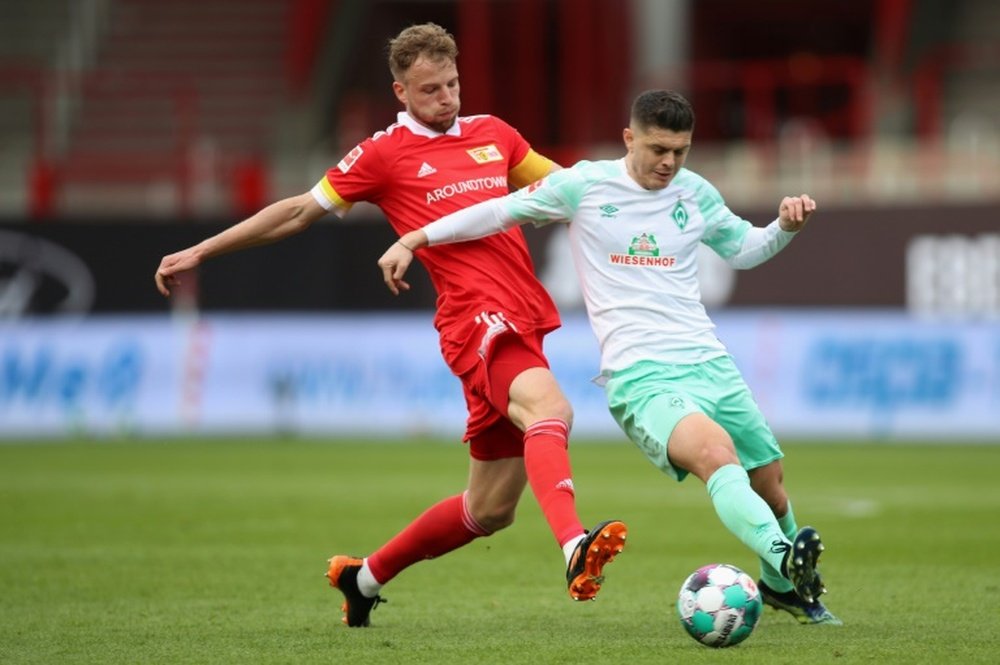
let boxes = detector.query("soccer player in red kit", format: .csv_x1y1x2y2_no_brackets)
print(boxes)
154,23,626,627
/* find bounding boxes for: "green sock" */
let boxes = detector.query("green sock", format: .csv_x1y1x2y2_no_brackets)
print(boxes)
707,464,790,578
777,500,798,539
760,500,798,593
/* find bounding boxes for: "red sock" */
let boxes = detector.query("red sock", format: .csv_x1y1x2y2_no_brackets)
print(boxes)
523,418,584,547
366,492,490,584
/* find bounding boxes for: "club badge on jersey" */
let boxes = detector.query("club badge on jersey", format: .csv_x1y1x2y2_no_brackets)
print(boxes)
467,144,504,164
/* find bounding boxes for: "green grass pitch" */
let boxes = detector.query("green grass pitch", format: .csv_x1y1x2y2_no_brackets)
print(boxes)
2,438,999,664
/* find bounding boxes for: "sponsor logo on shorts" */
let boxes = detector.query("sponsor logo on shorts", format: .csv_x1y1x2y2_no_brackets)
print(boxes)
474,311,518,359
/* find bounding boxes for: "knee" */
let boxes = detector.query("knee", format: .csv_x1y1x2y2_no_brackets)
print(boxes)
473,504,517,534
508,369,574,430
759,484,789,516
548,396,574,429
704,444,740,473
691,441,741,482
668,414,739,482
518,397,574,434
524,391,573,429
465,488,520,534
750,463,788,514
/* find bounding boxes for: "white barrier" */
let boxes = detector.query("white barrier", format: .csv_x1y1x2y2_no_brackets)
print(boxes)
1,311,998,440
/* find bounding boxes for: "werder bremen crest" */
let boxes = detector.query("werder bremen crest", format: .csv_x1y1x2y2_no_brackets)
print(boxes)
672,200,689,230
628,233,659,257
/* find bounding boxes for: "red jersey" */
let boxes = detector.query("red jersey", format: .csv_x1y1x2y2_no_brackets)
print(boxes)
310,112,561,374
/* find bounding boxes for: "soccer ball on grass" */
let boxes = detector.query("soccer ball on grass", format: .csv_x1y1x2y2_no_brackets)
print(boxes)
676,563,762,648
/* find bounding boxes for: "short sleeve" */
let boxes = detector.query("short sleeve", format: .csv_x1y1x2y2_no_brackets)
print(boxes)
311,138,387,212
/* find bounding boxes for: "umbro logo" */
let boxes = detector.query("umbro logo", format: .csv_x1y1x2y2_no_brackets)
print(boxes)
769,540,791,555
417,162,437,178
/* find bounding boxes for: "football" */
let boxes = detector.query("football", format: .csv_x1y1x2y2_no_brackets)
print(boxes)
676,563,763,648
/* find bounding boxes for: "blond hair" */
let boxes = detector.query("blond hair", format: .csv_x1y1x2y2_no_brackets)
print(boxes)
387,23,458,81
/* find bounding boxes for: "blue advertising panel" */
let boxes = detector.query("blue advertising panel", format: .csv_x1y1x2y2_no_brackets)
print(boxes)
1,311,997,441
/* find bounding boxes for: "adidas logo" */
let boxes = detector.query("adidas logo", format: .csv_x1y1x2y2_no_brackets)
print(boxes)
417,162,437,178
555,479,575,493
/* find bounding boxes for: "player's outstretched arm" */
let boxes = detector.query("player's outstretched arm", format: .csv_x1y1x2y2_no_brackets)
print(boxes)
777,194,817,232
154,193,327,297
722,193,818,270
377,197,522,296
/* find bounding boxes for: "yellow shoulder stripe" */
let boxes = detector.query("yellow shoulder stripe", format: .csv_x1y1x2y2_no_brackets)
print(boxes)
509,149,554,189
318,177,352,211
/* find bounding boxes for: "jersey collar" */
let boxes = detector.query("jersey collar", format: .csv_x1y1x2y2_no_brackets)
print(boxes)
397,111,462,138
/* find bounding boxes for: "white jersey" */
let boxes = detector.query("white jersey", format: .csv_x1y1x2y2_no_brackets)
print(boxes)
424,158,797,373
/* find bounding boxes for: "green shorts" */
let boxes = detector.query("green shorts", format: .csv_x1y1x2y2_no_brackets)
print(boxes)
603,356,783,481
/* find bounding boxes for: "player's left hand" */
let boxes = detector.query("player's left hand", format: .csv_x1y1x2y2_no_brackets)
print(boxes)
377,241,414,296
777,194,816,232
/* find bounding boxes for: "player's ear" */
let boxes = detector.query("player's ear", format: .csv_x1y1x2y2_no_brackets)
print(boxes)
392,80,407,106
623,127,634,151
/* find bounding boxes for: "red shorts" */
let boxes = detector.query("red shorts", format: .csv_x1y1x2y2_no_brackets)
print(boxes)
460,329,550,461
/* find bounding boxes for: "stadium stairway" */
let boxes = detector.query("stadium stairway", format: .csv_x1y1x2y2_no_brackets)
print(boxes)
0,0,74,215
54,0,291,217
941,0,1000,138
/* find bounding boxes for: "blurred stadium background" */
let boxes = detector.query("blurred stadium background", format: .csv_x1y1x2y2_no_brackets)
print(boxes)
1,0,998,441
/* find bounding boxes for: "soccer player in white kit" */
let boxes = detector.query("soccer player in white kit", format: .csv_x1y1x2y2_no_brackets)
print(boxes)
380,89,841,625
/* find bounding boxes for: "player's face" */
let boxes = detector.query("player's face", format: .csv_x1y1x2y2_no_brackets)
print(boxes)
393,56,461,133
623,125,692,190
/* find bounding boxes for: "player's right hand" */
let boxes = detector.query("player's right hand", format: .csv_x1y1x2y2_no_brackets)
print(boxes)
377,242,414,296
154,249,200,297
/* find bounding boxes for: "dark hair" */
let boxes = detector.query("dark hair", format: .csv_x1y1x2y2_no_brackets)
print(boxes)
387,23,458,81
630,90,695,133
